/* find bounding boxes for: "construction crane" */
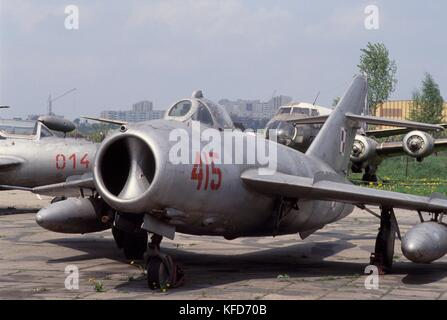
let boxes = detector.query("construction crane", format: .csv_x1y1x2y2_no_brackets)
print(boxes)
47,88,77,115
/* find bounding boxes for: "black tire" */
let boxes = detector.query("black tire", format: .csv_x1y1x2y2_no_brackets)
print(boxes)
375,223,395,271
362,174,378,183
112,226,125,249
146,257,170,290
121,229,148,260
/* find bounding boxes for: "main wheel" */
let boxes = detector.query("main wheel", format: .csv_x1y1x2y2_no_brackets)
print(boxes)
146,257,170,290
375,222,395,271
362,173,378,183
112,228,148,260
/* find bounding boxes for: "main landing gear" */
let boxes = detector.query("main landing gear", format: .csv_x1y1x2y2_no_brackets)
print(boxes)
112,226,148,260
362,165,378,183
370,207,400,274
145,234,184,290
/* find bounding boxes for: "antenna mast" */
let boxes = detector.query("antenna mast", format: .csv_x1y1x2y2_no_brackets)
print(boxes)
47,88,77,115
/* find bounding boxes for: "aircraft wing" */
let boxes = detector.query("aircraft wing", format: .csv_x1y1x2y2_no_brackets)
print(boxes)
33,175,95,197
367,124,447,138
0,174,95,197
285,115,329,124
241,169,447,213
373,138,447,157
366,127,416,138
287,114,443,132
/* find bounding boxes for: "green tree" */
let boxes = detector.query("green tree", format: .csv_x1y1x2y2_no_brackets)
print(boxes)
409,73,444,124
358,42,397,114
332,97,340,108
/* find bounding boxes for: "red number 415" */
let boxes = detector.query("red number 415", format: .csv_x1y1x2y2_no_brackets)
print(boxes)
191,152,222,191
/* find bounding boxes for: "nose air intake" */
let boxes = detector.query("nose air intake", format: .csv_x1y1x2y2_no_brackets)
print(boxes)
94,133,156,212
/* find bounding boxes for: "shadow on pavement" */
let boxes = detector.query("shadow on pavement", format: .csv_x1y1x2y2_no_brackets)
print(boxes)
46,236,447,292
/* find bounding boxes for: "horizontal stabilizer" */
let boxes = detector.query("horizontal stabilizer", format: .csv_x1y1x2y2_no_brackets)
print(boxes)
241,169,447,213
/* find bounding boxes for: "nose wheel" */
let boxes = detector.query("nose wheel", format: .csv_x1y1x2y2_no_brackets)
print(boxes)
145,234,184,290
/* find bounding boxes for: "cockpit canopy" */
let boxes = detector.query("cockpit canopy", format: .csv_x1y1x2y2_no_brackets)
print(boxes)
274,102,332,117
164,90,235,130
0,119,54,140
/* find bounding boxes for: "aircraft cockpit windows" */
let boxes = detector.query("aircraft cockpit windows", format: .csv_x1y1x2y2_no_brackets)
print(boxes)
201,100,234,130
292,107,310,116
0,120,35,135
168,100,192,117
311,109,319,116
194,103,214,127
39,125,53,138
279,107,292,115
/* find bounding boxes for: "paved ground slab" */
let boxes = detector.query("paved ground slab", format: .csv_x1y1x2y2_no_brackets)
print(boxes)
1,191,447,300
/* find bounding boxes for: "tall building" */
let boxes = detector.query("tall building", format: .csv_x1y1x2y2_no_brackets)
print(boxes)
100,100,164,122
219,95,292,120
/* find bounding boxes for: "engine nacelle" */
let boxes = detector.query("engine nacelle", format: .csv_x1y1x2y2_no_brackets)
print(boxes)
402,131,435,159
35,197,113,234
350,135,377,163
265,121,301,147
402,222,447,264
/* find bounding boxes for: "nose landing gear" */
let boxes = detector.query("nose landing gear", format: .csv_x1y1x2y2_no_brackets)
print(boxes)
145,234,184,290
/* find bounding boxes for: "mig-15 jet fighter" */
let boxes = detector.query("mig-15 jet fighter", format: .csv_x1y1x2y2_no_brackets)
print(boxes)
0,115,98,202
25,76,447,290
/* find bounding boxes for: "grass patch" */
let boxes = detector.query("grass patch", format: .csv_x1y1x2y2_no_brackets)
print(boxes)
94,281,105,293
349,155,447,196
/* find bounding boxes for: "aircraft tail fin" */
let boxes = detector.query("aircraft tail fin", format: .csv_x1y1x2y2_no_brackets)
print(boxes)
306,75,368,175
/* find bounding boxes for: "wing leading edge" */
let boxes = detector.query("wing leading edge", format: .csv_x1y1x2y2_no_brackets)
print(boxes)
286,114,443,134
241,169,447,213
0,175,95,197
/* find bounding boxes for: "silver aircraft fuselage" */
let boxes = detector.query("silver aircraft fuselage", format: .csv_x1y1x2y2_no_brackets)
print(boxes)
94,120,354,239
0,136,97,187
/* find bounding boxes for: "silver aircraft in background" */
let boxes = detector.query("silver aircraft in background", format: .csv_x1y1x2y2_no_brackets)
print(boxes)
0,115,98,202
19,76,447,290
266,102,447,182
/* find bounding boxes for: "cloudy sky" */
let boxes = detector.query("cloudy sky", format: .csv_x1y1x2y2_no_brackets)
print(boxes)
0,1,446,119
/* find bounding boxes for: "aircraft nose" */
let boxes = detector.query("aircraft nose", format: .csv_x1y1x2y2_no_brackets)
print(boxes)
93,128,160,213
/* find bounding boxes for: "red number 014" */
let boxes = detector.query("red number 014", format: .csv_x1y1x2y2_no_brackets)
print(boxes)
56,153,89,170
191,152,222,191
